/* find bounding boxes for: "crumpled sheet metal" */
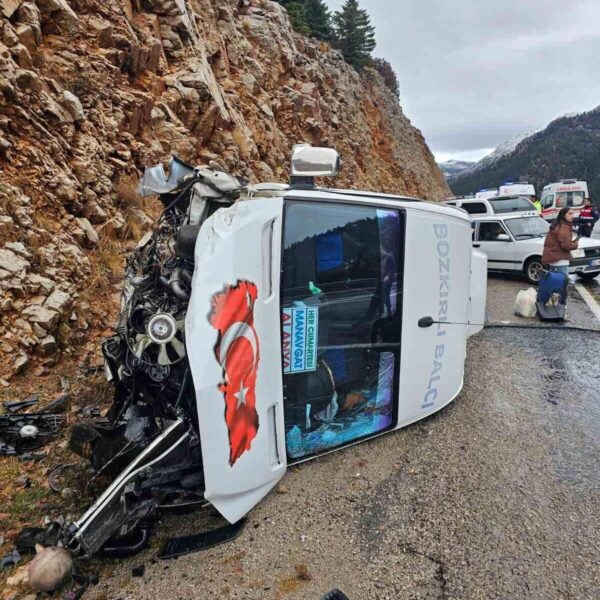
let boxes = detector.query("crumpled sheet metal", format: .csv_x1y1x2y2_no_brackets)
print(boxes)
138,156,247,200
138,157,195,196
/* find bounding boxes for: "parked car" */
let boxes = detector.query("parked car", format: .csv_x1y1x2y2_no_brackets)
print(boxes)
63,145,488,558
442,195,538,217
472,213,600,283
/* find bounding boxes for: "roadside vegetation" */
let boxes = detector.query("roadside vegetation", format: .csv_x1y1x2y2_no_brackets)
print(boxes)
274,0,400,96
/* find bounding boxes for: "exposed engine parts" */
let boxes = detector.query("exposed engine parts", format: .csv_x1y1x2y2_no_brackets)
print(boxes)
61,157,248,558
0,414,66,456
3,395,39,413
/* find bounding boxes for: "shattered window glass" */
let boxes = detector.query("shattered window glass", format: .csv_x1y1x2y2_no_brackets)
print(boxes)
280,201,403,460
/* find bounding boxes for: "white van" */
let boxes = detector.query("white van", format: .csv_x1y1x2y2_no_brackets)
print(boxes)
442,195,538,217
65,145,488,558
540,180,589,222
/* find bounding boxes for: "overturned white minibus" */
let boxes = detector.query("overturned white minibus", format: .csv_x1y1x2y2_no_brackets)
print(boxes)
66,145,488,557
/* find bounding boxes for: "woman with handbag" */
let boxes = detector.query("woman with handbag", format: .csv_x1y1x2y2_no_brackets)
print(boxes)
542,207,579,276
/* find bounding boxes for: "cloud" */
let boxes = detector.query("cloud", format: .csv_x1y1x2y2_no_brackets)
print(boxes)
435,148,495,163
326,0,600,158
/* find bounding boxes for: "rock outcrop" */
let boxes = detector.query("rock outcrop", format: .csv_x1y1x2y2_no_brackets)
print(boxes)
0,0,449,380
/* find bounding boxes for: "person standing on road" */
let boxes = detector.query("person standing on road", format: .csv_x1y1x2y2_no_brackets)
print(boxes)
542,207,579,275
533,197,542,213
577,198,599,238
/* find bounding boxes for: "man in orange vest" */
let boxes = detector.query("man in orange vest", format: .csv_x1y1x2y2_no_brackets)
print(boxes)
578,198,599,237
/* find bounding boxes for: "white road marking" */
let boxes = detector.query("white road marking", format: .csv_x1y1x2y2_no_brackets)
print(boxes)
574,283,600,324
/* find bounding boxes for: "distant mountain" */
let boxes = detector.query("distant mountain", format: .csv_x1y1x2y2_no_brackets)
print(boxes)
444,131,542,186
449,107,600,202
463,130,540,176
438,159,475,178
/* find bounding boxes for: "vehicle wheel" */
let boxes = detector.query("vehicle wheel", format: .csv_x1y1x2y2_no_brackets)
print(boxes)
577,271,599,280
524,257,543,284
320,591,350,600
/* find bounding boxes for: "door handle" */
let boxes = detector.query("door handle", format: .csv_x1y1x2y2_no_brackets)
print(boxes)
473,244,481,248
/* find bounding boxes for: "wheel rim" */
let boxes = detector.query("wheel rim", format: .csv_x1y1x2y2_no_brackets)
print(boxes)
528,261,543,282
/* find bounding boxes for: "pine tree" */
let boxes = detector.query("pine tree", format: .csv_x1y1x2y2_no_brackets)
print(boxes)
304,0,333,41
278,1,311,36
333,0,376,69
276,0,332,40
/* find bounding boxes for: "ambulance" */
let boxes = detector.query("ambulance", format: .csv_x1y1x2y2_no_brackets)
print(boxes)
540,180,589,222
498,182,536,206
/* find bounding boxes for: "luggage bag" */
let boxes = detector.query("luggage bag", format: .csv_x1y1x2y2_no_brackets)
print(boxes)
536,269,568,321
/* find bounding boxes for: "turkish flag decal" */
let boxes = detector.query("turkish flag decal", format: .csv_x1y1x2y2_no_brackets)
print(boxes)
209,280,260,466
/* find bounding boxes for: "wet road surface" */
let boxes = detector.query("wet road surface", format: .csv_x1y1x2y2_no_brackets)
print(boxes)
579,275,600,306
90,281,600,600
485,272,600,331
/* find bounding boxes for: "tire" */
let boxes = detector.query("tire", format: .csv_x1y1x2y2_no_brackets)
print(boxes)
577,271,600,280
320,591,350,600
524,256,543,284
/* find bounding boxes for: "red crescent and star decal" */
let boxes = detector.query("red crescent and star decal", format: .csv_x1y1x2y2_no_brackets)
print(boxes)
209,280,260,466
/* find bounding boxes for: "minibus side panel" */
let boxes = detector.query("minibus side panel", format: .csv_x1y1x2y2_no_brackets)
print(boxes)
396,211,473,428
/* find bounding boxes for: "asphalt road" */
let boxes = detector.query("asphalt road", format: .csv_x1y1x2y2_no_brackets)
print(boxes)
485,273,600,331
88,277,600,600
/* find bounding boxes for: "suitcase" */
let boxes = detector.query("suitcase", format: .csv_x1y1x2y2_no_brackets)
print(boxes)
536,269,568,321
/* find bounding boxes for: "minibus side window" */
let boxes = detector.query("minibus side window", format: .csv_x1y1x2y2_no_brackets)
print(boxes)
280,202,403,460
541,194,554,208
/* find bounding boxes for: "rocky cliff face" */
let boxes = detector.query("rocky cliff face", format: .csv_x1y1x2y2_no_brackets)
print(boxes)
0,0,448,381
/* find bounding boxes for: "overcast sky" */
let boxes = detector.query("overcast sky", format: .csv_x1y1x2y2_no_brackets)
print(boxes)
326,0,600,162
